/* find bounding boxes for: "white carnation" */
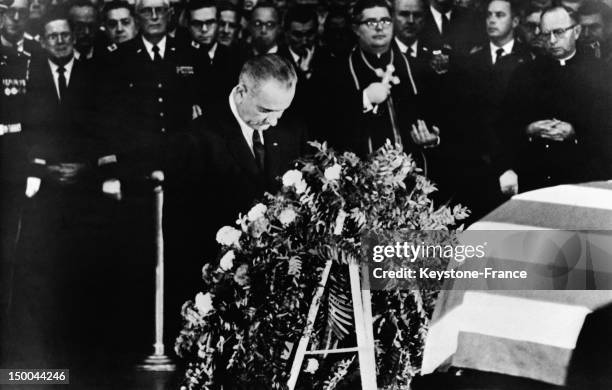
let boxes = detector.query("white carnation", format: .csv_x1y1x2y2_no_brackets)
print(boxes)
219,250,235,271
194,292,213,315
278,208,298,226
247,203,267,221
282,169,303,187
304,358,319,374
216,226,242,247
324,164,342,181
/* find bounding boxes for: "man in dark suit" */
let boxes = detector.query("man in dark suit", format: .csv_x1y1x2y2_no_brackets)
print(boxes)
419,0,484,57
239,2,281,60
499,5,607,193
393,0,431,59
6,9,120,374
454,0,533,219
164,54,309,350
278,5,334,129
185,0,241,111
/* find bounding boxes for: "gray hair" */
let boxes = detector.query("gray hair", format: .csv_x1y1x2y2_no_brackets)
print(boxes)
134,0,170,11
239,54,297,92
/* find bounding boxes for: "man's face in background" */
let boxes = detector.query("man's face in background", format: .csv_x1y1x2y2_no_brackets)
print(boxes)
217,8,238,46
541,7,581,59
189,6,218,47
579,12,605,44
249,6,279,53
393,0,425,46
70,4,97,53
105,6,137,43
137,0,169,40
287,19,317,55
42,19,74,60
1,0,29,42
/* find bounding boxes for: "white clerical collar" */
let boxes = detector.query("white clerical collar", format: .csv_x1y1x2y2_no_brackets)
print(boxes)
490,39,514,63
1,35,24,52
208,42,218,60
558,50,576,66
229,87,264,155
430,5,451,34
142,35,167,60
267,45,278,54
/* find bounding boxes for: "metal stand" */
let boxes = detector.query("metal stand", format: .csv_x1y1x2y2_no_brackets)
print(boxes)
287,258,377,389
138,171,175,371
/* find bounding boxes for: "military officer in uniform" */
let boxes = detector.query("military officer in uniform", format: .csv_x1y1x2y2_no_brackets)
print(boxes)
0,0,42,56
101,0,203,359
102,0,138,45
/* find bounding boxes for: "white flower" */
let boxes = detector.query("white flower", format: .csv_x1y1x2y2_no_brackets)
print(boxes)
216,226,242,247
278,208,298,226
247,203,267,222
194,292,213,315
219,250,235,271
282,169,303,187
282,169,308,194
324,164,342,181
304,358,319,374
294,179,307,194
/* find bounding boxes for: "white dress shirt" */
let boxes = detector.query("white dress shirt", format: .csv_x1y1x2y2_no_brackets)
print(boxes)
395,37,419,58
208,42,218,61
229,87,264,156
430,6,452,34
490,39,514,64
48,56,75,100
142,36,167,60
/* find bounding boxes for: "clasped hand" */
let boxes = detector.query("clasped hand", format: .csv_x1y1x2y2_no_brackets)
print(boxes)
527,119,575,141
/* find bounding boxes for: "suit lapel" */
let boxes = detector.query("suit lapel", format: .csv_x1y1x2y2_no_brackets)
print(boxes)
219,111,260,180
264,128,283,182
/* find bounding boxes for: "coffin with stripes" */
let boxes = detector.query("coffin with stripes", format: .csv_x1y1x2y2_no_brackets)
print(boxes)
421,182,612,386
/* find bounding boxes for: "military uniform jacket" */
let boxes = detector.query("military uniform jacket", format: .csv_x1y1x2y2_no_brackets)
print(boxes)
0,46,31,184
102,35,201,178
500,52,607,191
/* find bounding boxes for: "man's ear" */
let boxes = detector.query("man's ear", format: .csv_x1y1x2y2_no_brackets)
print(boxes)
573,23,582,39
235,82,247,102
512,16,519,29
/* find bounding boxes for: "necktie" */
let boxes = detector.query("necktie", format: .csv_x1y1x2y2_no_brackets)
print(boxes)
152,44,162,62
495,48,504,65
57,65,67,101
441,13,450,36
252,130,265,172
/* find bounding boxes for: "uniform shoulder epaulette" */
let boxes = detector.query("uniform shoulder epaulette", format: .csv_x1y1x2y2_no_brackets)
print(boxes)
469,45,483,55
107,43,118,52
191,40,200,49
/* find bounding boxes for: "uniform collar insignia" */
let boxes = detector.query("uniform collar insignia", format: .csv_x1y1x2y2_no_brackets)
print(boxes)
107,43,117,52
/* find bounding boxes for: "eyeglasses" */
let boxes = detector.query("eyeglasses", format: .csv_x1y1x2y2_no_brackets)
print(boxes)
252,20,278,30
289,29,316,39
189,19,217,30
539,24,576,39
358,17,393,29
45,32,72,43
138,6,169,18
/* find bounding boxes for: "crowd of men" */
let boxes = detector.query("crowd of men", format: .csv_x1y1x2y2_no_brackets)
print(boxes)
1,0,612,381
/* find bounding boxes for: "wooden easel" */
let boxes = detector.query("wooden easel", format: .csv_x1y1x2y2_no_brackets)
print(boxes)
287,258,377,389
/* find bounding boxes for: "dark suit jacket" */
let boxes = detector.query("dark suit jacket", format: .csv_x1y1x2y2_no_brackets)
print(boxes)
419,7,485,56
23,56,103,167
